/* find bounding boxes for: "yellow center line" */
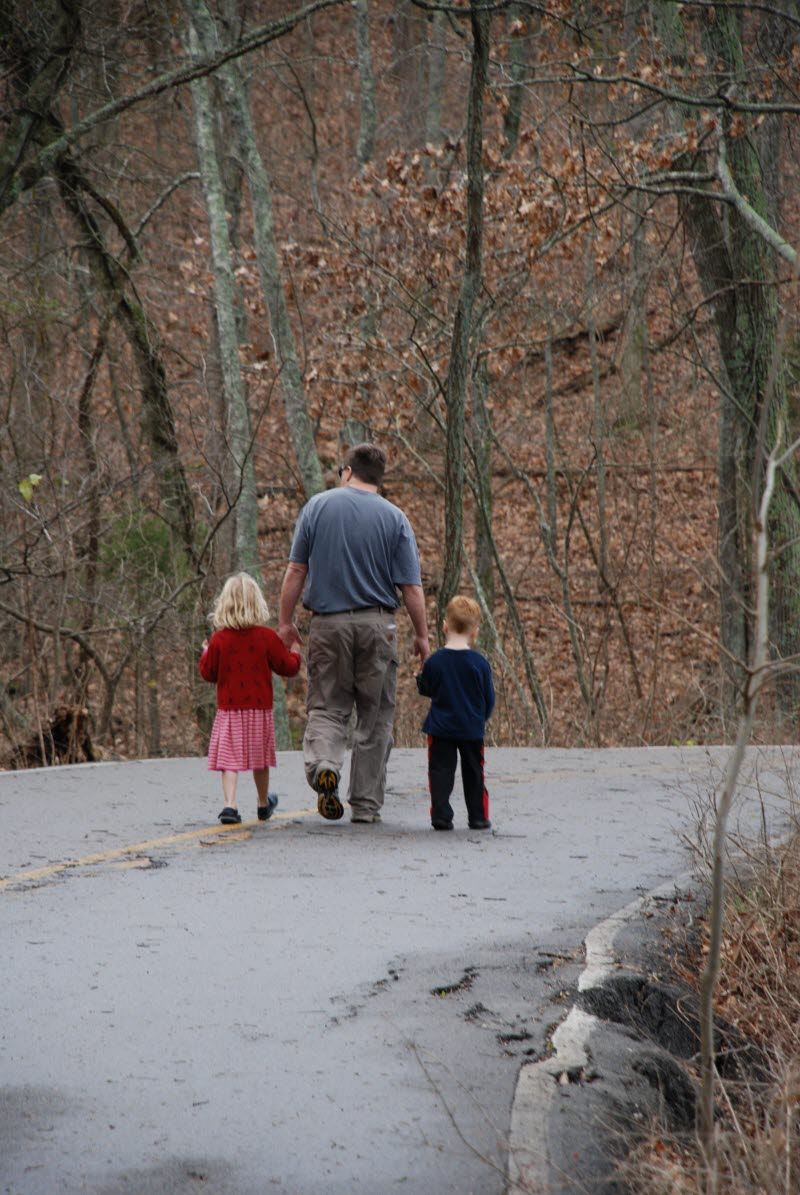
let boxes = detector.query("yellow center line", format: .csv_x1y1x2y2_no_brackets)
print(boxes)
0,806,318,893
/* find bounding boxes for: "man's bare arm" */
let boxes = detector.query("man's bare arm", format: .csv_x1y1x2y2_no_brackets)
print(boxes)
399,583,430,662
278,562,308,647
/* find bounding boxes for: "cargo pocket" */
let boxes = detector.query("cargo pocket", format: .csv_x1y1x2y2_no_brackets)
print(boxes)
378,622,399,668
306,625,341,710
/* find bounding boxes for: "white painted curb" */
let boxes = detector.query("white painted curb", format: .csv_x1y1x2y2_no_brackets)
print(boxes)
505,872,695,1193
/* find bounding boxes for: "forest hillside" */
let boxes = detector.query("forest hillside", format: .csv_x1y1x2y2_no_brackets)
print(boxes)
2,0,799,764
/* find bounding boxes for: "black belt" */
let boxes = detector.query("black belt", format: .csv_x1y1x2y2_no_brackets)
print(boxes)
311,605,396,616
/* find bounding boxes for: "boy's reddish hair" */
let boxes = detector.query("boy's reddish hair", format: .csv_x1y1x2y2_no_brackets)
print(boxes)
446,595,481,634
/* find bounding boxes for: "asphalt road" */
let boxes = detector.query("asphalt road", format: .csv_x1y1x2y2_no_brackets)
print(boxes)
0,746,784,1194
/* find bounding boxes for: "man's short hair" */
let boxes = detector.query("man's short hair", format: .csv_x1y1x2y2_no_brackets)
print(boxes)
344,442,386,486
446,595,481,634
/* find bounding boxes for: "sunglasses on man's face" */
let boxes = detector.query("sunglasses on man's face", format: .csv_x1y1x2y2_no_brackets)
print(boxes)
338,464,350,478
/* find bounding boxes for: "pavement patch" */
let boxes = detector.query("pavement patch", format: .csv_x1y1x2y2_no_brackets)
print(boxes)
0,1084,71,1162
92,1157,245,1194
431,965,479,997
110,855,166,870
0,807,315,892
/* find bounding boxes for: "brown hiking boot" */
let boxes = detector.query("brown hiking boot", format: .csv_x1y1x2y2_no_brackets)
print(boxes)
315,769,343,820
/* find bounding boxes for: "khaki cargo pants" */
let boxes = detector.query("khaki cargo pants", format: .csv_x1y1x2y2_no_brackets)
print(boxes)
304,608,398,816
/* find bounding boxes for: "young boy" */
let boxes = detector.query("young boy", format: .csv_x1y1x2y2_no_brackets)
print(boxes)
416,595,495,831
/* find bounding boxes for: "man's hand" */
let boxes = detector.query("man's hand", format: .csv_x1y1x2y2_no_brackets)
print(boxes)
399,585,430,663
278,562,308,645
278,622,303,649
412,634,430,662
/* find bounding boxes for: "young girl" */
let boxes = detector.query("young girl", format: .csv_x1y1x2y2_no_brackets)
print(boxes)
200,573,301,824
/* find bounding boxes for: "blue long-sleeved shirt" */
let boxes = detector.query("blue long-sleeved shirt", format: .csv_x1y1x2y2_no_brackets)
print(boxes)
416,647,495,741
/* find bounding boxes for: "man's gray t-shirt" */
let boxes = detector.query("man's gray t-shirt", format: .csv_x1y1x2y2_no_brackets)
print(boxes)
289,488,421,612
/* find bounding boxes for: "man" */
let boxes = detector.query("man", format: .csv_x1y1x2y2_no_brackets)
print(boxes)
278,443,430,823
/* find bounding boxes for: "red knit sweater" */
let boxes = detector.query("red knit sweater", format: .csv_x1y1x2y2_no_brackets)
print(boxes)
199,627,301,710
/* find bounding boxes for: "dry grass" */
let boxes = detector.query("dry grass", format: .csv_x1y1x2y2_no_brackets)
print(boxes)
624,821,800,1194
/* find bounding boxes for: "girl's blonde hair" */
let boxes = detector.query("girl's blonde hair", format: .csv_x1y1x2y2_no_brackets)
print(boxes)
211,572,271,630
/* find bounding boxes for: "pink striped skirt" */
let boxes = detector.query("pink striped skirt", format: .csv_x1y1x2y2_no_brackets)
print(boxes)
207,708,277,771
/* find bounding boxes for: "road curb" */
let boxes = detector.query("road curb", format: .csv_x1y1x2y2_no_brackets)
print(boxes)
506,872,696,1194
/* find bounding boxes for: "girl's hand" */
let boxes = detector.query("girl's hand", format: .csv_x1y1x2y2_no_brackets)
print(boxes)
201,639,209,651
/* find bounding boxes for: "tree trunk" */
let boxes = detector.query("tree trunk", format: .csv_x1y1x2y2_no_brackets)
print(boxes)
587,240,608,585
354,0,376,171
543,324,595,728
188,0,325,504
618,197,649,429
698,4,800,716
0,0,81,213
660,2,800,717
146,629,162,756
55,156,197,564
10,184,60,475
471,352,494,626
501,4,526,158
616,1,649,430
203,306,236,573
187,19,259,577
697,444,781,1187
393,1,425,146
187,0,320,749
76,322,107,692
438,2,490,627
424,10,446,147
677,181,746,709
108,352,138,486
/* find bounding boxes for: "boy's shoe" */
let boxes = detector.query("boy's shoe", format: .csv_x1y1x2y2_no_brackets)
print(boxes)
218,806,241,825
315,769,344,821
351,811,381,824
257,793,279,821
468,819,492,830
431,820,454,831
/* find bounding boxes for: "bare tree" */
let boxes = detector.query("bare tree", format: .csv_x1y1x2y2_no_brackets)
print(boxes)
354,0,376,171
187,17,258,576
698,431,800,1190
438,0,490,624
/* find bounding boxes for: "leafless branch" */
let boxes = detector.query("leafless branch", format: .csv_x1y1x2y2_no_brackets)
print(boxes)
716,141,798,267
563,66,800,116
1,0,348,215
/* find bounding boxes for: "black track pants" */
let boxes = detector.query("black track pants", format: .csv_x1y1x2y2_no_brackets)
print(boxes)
427,736,489,826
